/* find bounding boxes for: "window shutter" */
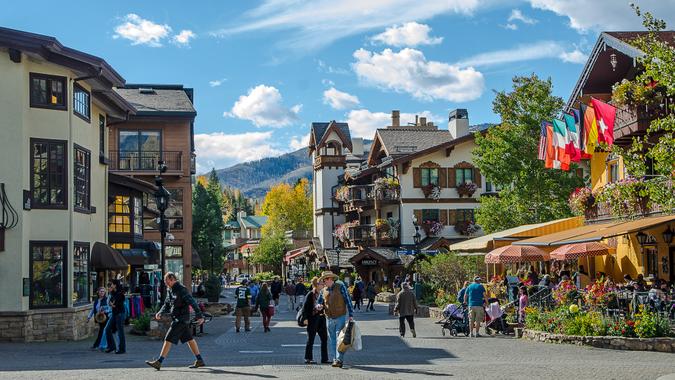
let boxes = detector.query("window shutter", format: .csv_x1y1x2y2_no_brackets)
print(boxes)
448,209,457,225
438,168,447,188
413,168,421,188
447,168,456,188
474,168,482,187
414,209,422,224
440,209,448,225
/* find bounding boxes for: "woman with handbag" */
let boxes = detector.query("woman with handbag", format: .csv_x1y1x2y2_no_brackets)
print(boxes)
87,287,109,350
258,283,274,332
303,277,329,364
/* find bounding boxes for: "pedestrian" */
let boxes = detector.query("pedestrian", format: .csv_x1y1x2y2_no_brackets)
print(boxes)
457,281,469,305
235,279,252,332
271,277,282,307
104,279,126,354
258,283,274,332
463,276,486,338
518,286,528,324
393,275,401,290
295,279,308,310
87,287,109,350
317,271,354,368
394,282,418,337
249,280,260,313
145,272,205,371
303,277,329,364
366,281,377,311
285,280,296,311
351,281,362,311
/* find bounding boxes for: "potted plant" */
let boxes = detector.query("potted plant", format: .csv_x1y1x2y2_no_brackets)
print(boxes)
335,186,350,202
375,218,390,233
457,182,478,197
422,220,443,236
568,187,594,216
454,220,479,236
422,183,441,200
205,275,222,303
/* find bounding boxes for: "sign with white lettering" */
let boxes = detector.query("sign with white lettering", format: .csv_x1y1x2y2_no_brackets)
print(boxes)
361,259,378,266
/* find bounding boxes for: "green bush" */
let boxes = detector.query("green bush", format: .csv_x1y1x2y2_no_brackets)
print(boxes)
205,276,222,301
131,312,152,332
252,271,276,282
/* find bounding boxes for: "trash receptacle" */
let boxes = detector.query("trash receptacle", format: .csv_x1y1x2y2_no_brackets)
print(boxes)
414,282,422,300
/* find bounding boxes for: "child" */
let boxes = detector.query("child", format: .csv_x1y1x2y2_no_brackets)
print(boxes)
518,286,528,324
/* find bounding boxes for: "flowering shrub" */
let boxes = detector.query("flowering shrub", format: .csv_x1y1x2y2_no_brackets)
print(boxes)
634,305,671,338
606,319,636,337
583,280,616,307
422,220,443,236
374,177,400,190
375,218,390,232
485,278,506,299
568,187,594,216
333,220,358,242
454,220,479,236
457,182,478,197
594,177,650,219
552,280,579,305
422,184,441,200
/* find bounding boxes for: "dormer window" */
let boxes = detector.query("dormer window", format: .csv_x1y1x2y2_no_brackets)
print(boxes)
323,141,342,156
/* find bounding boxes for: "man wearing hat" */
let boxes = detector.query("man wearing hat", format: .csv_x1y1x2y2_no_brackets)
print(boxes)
464,276,486,338
316,271,353,368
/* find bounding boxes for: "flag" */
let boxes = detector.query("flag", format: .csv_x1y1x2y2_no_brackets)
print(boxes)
538,121,547,161
543,121,555,168
552,119,571,171
563,113,581,162
573,108,591,159
591,98,616,146
581,104,598,156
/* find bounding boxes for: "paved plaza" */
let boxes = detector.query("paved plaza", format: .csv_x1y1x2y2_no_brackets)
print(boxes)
0,288,673,380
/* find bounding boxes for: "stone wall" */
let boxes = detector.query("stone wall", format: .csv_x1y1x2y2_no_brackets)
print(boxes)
0,305,94,342
522,329,675,353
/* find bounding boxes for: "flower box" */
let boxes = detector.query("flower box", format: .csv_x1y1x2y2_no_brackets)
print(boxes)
457,182,477,197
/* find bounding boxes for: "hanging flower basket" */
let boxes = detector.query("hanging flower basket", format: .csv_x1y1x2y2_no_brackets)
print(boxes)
375,218,390,233
335,186,350,202
457,182,478,197
422,184,441,200
422,220,443,236
569,187,594,216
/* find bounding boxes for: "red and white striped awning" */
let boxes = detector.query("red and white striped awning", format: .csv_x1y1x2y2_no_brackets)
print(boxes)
550,242,615,261
284,246,310,264
485,245,550,264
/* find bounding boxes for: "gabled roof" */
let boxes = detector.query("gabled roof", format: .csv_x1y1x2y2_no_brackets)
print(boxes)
565,31,675,111
115,84,196,117
309,121,353,154
240,215,268,229
225,220,240,229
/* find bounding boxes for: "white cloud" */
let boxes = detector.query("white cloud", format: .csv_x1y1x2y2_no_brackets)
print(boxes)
209,78,227,87
317,60,349,75
529,0,675,33
321,79,335,87
195,131,284,171
508,9,537,25
289,133,311,151
504,23,518,30
371,22,443,47
113,14,171,47
456,41,587,67
346,109,441,139
224,84,301,127
352,48,484,102
322,87,361,110
212,0,484,50
172,30,196,46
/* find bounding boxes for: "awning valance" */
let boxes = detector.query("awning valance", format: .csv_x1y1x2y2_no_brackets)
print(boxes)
91,242,128,270
119,249,149,266
554,215,675,245
513,221,617,246
284,246,310,264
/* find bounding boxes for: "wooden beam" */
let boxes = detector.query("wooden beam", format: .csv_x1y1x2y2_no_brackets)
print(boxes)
445,146,455,157
8,48,21,63
402,161,411,174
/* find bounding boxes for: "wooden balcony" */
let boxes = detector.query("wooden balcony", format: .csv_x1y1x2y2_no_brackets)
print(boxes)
344,224,400,248
338,184,400,212
585,199,666,223
314,155,345,169
613,104,669,146
109,151,183,174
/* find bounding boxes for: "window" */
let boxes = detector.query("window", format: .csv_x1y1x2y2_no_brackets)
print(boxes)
645,247,658,277
133,197,143,235
110,243,131,249
456,209,475,224
31,139,67,209
74,145,90,212
30,241,67,308
73,84,90,121
73,243,90,305
118,130,161,170
608,162,619,183
421,168,439,186
108,196,131,233
422,209,440,222
99,115,106,161
145,189,183,231
30,73,66,110
384,166,395,178
166,246,183,283
485,182,503,193
455,168,473,185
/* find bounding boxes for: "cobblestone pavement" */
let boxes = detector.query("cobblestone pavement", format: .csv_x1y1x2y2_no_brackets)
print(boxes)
0,287,673,380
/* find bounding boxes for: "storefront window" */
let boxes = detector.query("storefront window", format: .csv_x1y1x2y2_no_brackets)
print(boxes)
645,247,658,277
145,189,183,230
30,242,66,308
166,246,183,283
73,243,90,305
109,196,131,233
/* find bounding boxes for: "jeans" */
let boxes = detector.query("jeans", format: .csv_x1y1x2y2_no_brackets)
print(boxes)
305,316,328,362
92,322,106,348
399,315,415,336
105,313,125,352
287,295,295,311
366,299,375,311
326,314,347,362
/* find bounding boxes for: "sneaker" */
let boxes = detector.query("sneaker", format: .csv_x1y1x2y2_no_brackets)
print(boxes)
411,330,416,338
331,360,343,368
245,328,252,332
104,348,115,353
114,350,126,354
145,359,162,371
189,359,205,369
304,359,316,364
236,329,240,333
476,333,482,338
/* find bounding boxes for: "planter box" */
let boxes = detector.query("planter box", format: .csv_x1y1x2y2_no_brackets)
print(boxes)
522,329,675,353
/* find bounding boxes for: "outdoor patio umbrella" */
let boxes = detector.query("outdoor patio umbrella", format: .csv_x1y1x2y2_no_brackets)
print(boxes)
549,242,615,261
484,245,550,264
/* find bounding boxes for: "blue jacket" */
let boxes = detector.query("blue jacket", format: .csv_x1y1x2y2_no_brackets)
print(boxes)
249,284,260,306
88,297,109,320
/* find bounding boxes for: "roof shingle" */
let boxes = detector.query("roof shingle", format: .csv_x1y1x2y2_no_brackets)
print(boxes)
115,85,196,115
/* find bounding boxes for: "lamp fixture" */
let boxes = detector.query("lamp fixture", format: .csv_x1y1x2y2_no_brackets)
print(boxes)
636,231,648,246
662,226,673,245
610,53,617,72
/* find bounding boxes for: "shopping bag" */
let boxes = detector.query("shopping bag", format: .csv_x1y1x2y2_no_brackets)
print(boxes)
337,320,354,353
352,321,362,351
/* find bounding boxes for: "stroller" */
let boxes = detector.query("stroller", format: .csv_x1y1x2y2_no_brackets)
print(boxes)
437,303,470,337
485,298,510,335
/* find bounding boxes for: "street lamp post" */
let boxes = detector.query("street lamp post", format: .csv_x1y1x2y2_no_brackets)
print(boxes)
335,247,341,274
246,247,251,276
154,161,170,281
209,242,215,277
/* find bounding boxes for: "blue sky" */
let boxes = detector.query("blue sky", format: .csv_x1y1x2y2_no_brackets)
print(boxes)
2,0,673,172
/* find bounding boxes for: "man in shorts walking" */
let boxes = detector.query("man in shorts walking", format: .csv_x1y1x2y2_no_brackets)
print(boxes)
464,276,486,338
146,272,205,370
235,279,252,332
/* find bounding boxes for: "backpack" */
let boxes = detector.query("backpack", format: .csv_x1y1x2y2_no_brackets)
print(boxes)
296,306,306,327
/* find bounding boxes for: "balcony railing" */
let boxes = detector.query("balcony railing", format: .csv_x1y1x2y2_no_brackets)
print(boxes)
584,199,666,223
344,223,400,247
613,104,671,144
109,151,183,172
314,155,345,169
337,184,400,212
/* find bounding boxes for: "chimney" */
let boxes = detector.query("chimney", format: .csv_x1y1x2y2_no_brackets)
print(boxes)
448,109,469,139
419,117,427,126
350,137,364,156
391,110,400,127
415,115,418,126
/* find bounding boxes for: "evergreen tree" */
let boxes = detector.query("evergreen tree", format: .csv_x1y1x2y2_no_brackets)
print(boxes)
192,174,226,274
